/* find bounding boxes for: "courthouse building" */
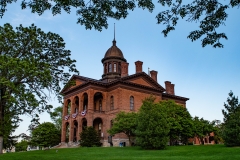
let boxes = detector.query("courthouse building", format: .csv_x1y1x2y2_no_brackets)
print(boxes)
60,37,189,147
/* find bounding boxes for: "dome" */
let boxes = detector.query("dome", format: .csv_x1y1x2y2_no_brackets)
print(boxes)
104,40,124,59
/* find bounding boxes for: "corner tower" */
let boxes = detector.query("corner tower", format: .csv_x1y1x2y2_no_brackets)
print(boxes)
101,24,128,82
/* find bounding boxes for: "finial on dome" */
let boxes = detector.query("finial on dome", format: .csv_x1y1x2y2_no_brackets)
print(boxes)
113,23,116,46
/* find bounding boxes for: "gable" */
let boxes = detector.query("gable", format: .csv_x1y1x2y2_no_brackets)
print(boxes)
62,78,87,93
127,77,156,88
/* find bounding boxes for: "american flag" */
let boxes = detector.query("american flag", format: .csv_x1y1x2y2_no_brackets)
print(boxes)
81,110,87,116
72,113,78,119
64,115,70,120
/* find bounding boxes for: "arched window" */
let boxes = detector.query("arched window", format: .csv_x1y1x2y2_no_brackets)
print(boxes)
118,63,121,73
113,63,117,72
130,96,134,111
67,101,71,114
105,64,107,74
99,100,102,111
110,120,113,128
110,96,114,110
109,63,112,72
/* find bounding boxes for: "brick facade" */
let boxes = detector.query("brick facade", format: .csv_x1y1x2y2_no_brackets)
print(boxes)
60,39,189,147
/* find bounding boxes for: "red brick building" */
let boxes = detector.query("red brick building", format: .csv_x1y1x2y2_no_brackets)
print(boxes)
60,38,189,147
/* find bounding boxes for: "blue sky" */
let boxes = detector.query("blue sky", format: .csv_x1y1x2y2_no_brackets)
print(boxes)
1,2,240,136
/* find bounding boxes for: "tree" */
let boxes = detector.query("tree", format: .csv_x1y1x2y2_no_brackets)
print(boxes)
50,106,63,132
0,0,239,48
161,100,193,145
79,126,102,147
211,120,224,144
15,140,28,152
108,111,137,146
136,96,170,149
0,23,78,153
31,122,60,148
192,116,213,145
222,91,240,146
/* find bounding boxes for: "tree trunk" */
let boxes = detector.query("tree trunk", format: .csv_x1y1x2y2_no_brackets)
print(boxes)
0,136,3,154
0,88,5,154
128,135,132,146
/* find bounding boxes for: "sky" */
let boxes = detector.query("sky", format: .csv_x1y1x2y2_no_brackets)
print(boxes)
1,1,240,137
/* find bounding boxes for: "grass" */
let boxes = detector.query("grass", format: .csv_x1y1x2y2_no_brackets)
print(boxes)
1,145,240,160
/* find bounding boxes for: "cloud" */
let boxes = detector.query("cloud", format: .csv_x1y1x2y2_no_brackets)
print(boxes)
10,9,57,26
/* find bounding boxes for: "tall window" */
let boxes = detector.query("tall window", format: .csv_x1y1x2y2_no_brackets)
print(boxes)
105,64,107,74
130,96,134,110
118,63,121,73
99,100,102,111
67,102,71,114
109,63,112,72
113,63,117,72
110,96,114,110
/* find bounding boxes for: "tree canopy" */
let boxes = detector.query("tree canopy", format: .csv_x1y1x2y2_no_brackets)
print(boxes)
108,111,137,146
192,116,213,145
222,91,240,147
31,122,60,148
136,96,170,149
50,106,63,132
0,0,239,48
161,100,193,145
0,23,78,153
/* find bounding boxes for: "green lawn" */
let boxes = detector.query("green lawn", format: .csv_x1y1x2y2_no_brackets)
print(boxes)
1,145,240,160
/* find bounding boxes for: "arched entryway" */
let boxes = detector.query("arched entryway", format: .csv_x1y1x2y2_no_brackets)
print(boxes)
82,93,88,111
93,118,103,138
94,92,103,112
73,120,78,142
82,118,87,131
65,122,70,142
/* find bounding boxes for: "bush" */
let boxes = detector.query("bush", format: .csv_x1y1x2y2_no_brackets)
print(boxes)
80,127,102,147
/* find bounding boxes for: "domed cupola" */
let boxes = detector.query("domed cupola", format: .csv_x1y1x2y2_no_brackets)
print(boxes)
102,40,126,62
101,25,128,82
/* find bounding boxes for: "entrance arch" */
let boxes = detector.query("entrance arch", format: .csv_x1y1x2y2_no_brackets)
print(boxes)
65,122,70,142
73,120,78,142
82,118,87,131
93,118,103,137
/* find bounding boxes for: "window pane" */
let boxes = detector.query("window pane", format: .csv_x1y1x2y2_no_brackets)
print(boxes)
114,63,116,72
109,64,112,72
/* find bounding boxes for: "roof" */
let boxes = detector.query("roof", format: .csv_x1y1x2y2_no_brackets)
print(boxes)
102,40,126,62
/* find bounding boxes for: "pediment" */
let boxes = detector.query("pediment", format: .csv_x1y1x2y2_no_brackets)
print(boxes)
61,75,88,93
125,77,160,89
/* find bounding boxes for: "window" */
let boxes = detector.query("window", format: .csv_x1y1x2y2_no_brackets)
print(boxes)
113,63,117,72
109,63,112,72
110,120,113,128
118,63,121,73
110,96,114,110
105,64,107,74
130,96,134,110
99,100,102,111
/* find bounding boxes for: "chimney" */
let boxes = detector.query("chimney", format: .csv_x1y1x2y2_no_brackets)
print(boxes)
165,81,175,95
135,61,143,73
150,70,158,82
121,62,129,77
